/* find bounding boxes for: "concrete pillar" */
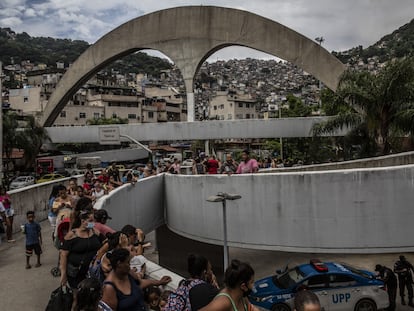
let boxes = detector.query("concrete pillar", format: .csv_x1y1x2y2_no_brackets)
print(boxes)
187,92,195,122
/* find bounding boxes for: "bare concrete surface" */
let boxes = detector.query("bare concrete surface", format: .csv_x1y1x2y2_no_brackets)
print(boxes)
0,220,60,311
0,221,412,310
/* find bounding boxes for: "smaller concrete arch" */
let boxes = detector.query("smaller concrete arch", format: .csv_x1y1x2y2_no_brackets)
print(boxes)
41,6,346,126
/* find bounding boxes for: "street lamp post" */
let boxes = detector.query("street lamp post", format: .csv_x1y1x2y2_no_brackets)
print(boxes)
315,37,325,106
206,192,241,271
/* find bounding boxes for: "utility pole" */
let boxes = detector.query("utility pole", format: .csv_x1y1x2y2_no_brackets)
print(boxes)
315,37,325,107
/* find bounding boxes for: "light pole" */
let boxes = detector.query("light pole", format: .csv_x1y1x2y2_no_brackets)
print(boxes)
315,37,325,107
206,192,241,271
278,104,283,161
119,133,153,160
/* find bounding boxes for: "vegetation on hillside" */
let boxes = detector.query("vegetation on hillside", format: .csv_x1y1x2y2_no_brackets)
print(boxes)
0,28,172,77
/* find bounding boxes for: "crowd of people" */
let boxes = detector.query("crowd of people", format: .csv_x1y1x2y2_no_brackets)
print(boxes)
18,174,324,311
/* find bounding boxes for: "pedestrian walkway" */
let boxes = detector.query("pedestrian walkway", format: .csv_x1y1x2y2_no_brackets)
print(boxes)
0,220,412,310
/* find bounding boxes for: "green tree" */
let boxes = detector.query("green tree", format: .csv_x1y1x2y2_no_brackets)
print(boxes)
2,111,19,162
15,115,50,170
313,57,414,156
282,94,312,117
86,117,128,125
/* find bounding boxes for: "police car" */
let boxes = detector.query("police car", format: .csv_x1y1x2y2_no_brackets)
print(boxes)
249,259,389,311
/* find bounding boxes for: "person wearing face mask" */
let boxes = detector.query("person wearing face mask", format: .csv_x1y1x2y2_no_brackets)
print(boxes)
60,204,102,310
200,259,258,311
187,254,220,311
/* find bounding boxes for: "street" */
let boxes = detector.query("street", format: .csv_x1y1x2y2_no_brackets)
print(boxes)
0,221,412,311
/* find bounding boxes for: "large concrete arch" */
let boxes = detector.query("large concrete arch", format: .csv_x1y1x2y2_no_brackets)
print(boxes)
40,5,346,127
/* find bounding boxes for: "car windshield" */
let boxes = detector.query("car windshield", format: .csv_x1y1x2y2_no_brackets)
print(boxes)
272,267,305,289
341,263,373,279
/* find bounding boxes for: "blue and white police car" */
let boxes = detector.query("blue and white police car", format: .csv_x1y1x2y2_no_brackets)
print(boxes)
249,259,389,311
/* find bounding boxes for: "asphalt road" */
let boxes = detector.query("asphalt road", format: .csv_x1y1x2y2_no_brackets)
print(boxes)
0,221,412,311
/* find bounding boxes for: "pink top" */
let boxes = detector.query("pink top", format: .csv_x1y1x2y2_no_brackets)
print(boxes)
0,194,11,209
93,222,115,237
236,159,258,174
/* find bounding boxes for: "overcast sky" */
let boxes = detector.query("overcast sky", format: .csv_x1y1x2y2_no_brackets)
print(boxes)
1,0,413,61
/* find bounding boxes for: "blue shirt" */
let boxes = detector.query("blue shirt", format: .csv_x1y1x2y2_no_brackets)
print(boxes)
25,222,41,245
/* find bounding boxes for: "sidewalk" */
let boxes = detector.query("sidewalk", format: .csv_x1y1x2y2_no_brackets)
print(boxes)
0,220,412,310
0,220,60,311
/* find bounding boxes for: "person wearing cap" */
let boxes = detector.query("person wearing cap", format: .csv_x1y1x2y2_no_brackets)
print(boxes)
394,255,414,306
236,149,258,174
375,264,397,310
94,209,115,238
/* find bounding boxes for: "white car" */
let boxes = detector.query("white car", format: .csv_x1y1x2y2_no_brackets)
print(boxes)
9,176,35,190
250,260,389,311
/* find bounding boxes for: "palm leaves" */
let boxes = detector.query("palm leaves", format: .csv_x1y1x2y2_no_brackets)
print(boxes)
2,112,50,170
313,56,414,155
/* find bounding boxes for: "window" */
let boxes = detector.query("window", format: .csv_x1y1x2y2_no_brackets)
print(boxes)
60,111,66,118
214,105,217,110
245,114,250,119
79,112,86,118
228,114,232,120
148,111,154,118
24,96,28,103
302,275,329,289
93,113,100,119
329,274,357,288
238,103,243,108
128,114,137,119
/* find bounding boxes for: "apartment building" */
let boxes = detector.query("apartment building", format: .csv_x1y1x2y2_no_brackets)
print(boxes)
9,69,187,126
208,90,258,120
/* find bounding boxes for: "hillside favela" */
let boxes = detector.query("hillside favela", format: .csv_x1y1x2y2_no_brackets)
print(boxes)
1,4,414,311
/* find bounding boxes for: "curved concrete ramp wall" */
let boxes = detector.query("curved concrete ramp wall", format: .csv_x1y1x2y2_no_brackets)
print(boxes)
41,6,345,126
164,166,414,253
11,165,414,253
95,175,165,233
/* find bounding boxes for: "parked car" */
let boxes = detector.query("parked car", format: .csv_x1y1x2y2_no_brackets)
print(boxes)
9,176,36,189
249,259,389,311
53,169,71,177
36,173,65,184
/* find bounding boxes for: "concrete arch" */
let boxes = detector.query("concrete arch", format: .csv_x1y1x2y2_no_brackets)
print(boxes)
41,5,346,126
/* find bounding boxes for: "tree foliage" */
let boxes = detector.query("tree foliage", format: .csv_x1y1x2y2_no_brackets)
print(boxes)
2,111,50,170
86,117,128,125
313,56,414,156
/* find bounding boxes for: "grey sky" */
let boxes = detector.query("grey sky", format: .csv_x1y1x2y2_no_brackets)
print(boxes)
0,0,413,61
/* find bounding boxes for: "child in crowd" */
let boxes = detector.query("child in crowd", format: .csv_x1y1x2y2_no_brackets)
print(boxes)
23,211,42,269
159,290,172,310
145,286,162,311
130,252,148,278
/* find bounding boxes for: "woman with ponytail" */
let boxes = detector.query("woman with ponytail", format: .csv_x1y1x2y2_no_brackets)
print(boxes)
200,259,257,311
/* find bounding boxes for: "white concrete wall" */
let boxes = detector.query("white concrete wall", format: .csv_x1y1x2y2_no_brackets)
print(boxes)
95,175,165,233
9,164,414,254
164,165,414,253
8,177,73,230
